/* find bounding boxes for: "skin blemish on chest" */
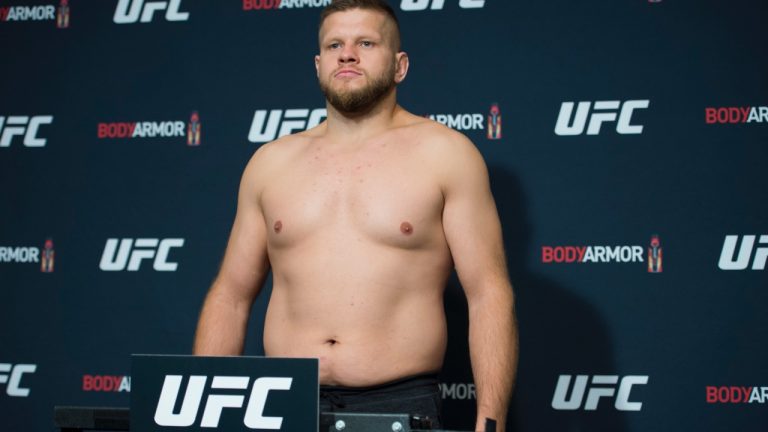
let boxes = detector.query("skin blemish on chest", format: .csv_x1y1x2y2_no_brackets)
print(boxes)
400,221,413,235
274,220,283,233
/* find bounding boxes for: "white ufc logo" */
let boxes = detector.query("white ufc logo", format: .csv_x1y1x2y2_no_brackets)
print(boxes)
248,108,327,143
718,235,768,270
154,375,292,429
551,374,648,411
554,100,649,135
99,238,184,271
113,0,189,23
0,363,37,397
400,0,485,10
0,116,53,147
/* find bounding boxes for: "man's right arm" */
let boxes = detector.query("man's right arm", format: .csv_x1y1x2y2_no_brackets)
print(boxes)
193,147,271,355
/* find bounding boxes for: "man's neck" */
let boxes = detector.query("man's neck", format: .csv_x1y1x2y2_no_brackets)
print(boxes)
323,91,401,145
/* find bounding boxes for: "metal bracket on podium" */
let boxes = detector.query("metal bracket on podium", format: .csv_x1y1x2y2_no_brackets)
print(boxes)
320,412,472,432
54,406,129,431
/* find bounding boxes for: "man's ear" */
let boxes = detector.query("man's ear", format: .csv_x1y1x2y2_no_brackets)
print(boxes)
394,51,409,83
315,54,320,78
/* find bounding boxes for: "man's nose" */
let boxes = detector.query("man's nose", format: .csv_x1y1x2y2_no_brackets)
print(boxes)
339,45,358,63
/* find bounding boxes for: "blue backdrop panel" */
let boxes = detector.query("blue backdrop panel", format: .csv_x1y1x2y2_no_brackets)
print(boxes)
1,0,766,431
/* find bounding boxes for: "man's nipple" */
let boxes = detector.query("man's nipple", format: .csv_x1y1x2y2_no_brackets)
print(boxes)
400,221,413,235
274,220,283,233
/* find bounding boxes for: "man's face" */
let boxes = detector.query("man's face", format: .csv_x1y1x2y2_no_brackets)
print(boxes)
316,8,406,114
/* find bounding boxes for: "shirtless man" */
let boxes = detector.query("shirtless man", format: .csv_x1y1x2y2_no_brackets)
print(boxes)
193,0,517,430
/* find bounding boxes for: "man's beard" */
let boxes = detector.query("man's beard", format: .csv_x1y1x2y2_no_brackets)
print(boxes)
319,63,396,115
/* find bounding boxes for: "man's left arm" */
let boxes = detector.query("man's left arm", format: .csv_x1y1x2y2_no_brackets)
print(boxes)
440,134,518,432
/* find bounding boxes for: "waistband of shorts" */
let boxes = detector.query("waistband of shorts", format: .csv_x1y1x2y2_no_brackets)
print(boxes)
319,373,440,395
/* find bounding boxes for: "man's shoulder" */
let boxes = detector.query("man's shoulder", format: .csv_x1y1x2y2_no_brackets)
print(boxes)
247,131,313,167
397,112,481,161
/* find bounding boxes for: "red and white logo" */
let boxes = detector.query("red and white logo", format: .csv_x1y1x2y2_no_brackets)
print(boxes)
705,106,768,124
706,386,768,404
0,115,53,147
0,4,56,22
400,0,485,11
113,0,189,23
248,108,326,143
243,0,331,10
83,375,131,393
0,363,37,397
541,244,645,264
555,100,649,136
718,235,768,270
552,374,648,411
97,115,195,142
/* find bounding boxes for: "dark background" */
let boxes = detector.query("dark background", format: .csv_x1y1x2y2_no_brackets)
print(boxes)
1,0,767,431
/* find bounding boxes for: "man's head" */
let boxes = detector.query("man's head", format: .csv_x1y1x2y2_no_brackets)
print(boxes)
319,0,401,51
315,0,408,115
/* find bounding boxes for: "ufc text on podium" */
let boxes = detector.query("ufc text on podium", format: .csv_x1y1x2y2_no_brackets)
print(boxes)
131,355,319,431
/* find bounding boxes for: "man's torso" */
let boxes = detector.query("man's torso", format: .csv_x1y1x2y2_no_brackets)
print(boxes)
257,117,455,386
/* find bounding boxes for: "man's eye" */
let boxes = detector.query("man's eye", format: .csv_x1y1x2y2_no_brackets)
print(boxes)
360,41,373,47
329,43,340,49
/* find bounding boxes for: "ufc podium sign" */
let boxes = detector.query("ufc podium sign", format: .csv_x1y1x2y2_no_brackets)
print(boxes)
131,355,318,431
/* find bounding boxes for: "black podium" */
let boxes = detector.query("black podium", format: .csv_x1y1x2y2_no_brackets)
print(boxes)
54,355,480,432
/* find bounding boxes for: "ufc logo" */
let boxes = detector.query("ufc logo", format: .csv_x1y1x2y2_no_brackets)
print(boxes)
113,0,189,24
551,375,648,411
400,0,485,10
248,108,327,143
0,363,37,397
718,235,768,270
554,100,649,136
0,116,53,147
99,238,184,271
154,375,292,429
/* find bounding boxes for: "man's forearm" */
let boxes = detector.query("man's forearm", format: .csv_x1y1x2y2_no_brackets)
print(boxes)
193,286,252,355
468,286,518,432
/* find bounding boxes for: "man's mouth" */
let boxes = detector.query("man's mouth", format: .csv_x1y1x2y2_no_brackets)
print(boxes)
335,69,363,78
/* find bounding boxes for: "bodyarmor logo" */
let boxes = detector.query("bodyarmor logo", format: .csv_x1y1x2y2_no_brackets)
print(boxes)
154,375,292,429
0,5,56,22
83,375,131,392
718,235,768,270
400,0,485,11
40,238,55,273
248,108,327,143
647,235,662,273
99,238,184,271
187,111,201,146
551,375,648,411
0,363,37,397
705,106,768,124
487,103,502,140
113,0,189,24
0,116,53,147
554,100,649,136
243,0,331,9
56,0,69,28
707,386,768,404
440,382,476,400
97,120,186,139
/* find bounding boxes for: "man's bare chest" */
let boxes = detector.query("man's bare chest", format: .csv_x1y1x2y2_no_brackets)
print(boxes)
260,146,444,249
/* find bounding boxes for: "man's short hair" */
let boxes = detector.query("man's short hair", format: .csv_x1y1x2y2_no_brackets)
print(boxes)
319,0,402,51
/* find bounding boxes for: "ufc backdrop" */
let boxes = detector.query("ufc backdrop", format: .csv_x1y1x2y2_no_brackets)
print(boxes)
0,0,767,431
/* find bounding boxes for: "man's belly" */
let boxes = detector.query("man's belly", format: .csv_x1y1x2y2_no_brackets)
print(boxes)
262,281,448,387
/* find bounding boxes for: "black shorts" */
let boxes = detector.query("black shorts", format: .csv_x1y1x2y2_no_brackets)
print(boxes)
319,374,442,429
